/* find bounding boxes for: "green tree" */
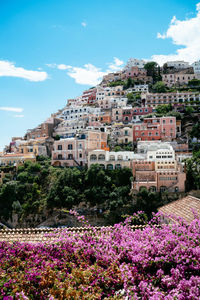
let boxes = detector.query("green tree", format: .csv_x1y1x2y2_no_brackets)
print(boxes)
188,79,200,87
133,189,162,218
54,135,60,140
156,104,173,115
144,61,162,83
163,63,168,74
190,121,200,139
0,181,18,220
185,150,200,190
152,81,168,93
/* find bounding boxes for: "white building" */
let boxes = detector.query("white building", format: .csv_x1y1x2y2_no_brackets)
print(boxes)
88,149,142,169
166,61,190,69
137,141,174,154
192,60,200,74
59,106,101,121
96,85,124,101
126,84,149,93
54,119,87,138
110,97,127,108
124,58,146,70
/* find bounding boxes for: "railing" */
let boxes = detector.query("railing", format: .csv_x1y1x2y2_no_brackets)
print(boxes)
0,225,162,243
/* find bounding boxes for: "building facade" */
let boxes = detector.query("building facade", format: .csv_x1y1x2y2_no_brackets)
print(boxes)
143,92,200,108
51,130,108,167
162,73,198,87
88,150,136,169
132,143,186,192
133,117,176,141
192,60,200,74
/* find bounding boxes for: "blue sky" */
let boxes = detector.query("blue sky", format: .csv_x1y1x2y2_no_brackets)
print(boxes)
0,0,200,150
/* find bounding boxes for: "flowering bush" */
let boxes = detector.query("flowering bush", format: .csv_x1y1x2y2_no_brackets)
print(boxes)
0,213,200,299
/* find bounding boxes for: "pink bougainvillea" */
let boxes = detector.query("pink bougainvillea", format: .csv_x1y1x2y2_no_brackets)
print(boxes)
0,213,200,299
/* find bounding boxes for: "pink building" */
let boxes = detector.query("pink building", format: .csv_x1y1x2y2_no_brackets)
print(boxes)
132,107,153,115
51,131,108,167
133,117,176,141
125,66,145,78
122,107,133,123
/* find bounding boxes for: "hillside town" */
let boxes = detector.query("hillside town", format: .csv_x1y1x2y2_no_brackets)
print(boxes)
1,58,200,195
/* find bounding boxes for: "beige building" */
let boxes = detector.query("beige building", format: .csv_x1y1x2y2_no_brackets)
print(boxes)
144,92,200,108
162,73,199,87
118,126,133,144
132,142,186,193
112,108,123,122
18,139,48,157
0,153,36,166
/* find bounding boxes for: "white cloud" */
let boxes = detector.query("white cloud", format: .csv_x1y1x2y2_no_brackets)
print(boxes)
46,63,57,68
107,57,124,71
81,22,87,27
66,64,105,85
0,60,48,81
57,64,70,70
152,3,200,65
0,107,23,113
46,57,124,85
14,114,24,118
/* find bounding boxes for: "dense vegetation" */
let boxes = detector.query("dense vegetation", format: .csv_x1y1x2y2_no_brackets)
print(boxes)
0,158,178,226
1,213,200,299
0,159,133,225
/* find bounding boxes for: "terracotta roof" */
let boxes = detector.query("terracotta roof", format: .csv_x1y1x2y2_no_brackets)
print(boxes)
158,195,200,224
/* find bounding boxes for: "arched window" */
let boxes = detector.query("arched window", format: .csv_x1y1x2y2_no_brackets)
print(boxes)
160,186,167,192
115,164,121,169
90,154,97,161
98,154,105,161
139,186,147,191
99,164,105,169
107,164,113,170
110,155,115,161
149,186,156,192
117,155,123,161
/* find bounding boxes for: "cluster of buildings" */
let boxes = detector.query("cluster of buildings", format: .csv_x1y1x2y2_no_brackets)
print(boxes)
1,58,199,193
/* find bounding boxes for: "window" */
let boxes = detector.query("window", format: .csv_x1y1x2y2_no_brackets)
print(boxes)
79,153,82,158
107,164,113,170
90,154,97,161
110,155,115,161
58,145,62,150
170,119,173,123
58,154,62,160
98,154,105,161
68,154,73,160
68,144,73,150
